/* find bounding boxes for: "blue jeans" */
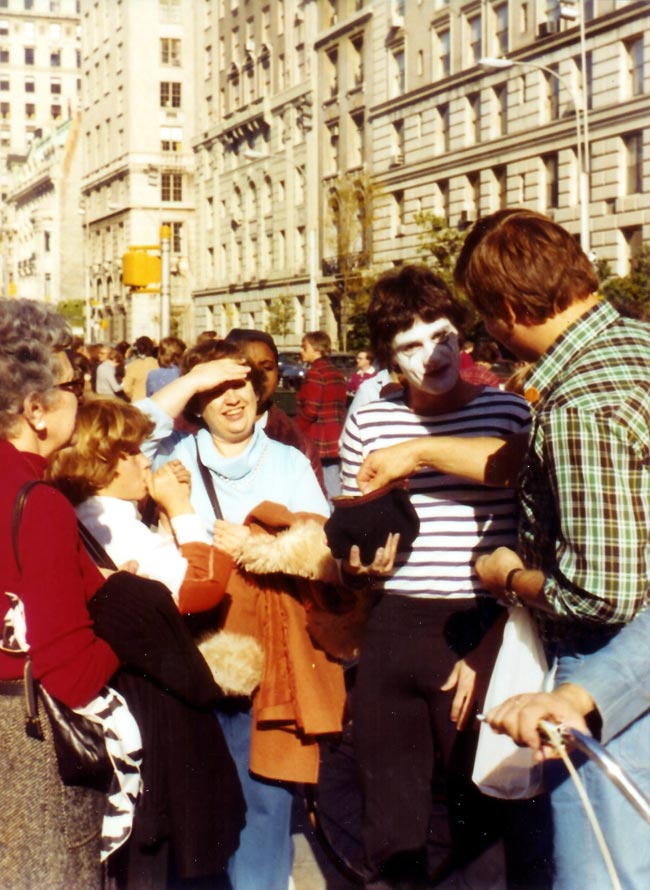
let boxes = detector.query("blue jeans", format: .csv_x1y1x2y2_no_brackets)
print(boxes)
217,708,294,890
321,459,341,503
546,648,650,890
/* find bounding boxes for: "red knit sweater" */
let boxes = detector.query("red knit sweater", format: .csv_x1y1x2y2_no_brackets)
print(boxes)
0,440,119,707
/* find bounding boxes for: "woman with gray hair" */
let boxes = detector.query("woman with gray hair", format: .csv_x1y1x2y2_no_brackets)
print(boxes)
0,300,245,889
0,298,117,888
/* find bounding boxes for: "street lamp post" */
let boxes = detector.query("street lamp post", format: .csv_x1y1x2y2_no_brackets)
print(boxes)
243,149,319,331
479,56,590,255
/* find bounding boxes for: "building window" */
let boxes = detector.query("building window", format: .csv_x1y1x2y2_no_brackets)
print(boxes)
351,112,364,167
49,102,61,118
0,78,8,91
0,20,8,36
545,67,560,120
437,179,449,219
468,172,480,217
468,92,481,143
160,82,181,108
389,45,405,98
262,176,272,215
0,101,9,119
624,132,643,195
351,35,364,86
468,14,482,65
159,0,181,24
161,125,182,151
493,165,507,209
391,118,404,162
493,3,508,55
162,220,183,252
392,190,405,237
495,84,507,136
622,226,643,270
50,49,61,66
435,27,450,78
161,37,181,66
520,1,529,32
293,167,304,206
325,47,338,99
625,36,644,97
24,46,34,65
161,172,183,202
50,79,61,94
25,102,35,118
438,103,449,153
326,122,339,175
544,154,559,209
296,226,305,271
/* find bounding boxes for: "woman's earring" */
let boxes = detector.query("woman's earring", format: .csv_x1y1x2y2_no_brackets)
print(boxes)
35,420,45,431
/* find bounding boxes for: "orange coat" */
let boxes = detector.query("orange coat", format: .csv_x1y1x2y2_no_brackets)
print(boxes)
220,502,346,784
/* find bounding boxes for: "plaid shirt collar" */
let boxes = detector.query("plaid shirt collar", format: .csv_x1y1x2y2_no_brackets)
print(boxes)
526,300,619,402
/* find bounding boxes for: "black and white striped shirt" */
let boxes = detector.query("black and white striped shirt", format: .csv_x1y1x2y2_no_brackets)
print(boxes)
340,387,530,599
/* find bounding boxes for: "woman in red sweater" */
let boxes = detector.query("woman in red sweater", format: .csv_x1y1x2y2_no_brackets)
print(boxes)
0,298,118,887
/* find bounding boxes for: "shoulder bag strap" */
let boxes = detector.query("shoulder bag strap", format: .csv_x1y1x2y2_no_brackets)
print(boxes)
12,480,46,573
77,521,119,572
194,436,223,521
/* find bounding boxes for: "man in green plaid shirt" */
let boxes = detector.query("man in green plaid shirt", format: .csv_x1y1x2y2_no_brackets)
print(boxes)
454,209,650,890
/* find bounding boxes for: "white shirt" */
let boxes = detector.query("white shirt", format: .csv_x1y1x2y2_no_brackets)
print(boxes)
76,496,210,600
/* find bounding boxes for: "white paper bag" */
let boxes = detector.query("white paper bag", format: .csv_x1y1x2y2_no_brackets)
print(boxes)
472,607,549,799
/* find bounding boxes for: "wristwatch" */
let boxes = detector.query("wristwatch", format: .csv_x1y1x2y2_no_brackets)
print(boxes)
503,567,524,607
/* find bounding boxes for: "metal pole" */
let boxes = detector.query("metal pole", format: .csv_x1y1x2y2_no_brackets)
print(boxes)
160,224,171,338
308,227,318,330
578,0,591,256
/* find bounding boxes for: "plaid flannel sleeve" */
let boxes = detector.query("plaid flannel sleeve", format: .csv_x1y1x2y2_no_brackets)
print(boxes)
541,406,649,624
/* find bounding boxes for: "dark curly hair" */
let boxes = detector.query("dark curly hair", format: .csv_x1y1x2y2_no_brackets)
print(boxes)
367,265,467,368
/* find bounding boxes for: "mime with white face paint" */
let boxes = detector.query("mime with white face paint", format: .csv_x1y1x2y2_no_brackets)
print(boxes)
339,265,537,887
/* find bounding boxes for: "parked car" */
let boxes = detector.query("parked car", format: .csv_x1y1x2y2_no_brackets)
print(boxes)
329,352,357,382
277,351,307,389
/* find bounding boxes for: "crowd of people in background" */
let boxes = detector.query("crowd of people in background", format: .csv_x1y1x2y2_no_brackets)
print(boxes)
1,207,648,890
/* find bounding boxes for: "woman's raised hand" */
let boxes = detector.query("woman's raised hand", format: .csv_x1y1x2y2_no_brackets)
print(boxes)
148,460,193,518
187,358,250,394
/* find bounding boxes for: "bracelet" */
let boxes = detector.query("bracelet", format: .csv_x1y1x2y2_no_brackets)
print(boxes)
503,567,524,607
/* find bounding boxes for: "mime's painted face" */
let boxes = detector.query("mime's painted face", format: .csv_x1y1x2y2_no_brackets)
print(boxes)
391,316,460,396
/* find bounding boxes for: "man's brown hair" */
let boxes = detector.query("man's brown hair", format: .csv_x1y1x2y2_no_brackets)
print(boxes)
302,331,332,357
454,209,598,324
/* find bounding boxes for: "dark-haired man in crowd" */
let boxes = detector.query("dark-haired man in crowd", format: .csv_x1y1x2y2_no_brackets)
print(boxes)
340,264,538,888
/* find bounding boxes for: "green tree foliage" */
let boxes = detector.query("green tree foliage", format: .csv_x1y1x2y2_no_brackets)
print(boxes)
599,246,650,321
268,294,294,339
324,173,378,350
57,299,85,331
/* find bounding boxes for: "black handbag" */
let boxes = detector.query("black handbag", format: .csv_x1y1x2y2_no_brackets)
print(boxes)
324,480,420,565
13,481,113,791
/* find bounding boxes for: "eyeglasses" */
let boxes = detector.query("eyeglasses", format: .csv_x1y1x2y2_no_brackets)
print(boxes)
55,376,85,399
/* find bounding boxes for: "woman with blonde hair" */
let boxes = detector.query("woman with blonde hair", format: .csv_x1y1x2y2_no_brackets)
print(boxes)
48,398,230,613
